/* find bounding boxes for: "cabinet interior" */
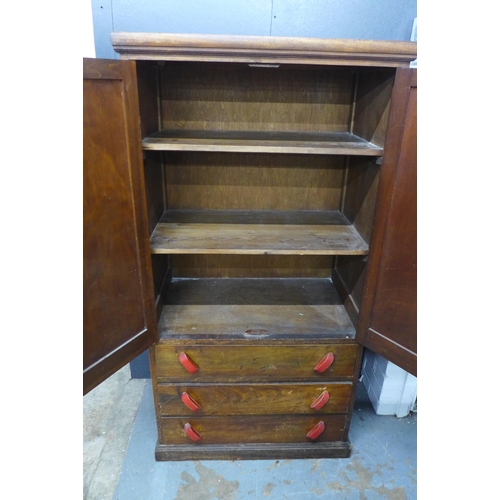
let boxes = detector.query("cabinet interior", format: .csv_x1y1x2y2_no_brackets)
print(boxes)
137,60,396,342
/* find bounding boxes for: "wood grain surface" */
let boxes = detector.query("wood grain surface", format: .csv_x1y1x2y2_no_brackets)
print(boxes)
83,58,158,394
159,414,347,444
156,277,356,341
157,382,353,415
111,32,416,67
154,343,358,382
150,210,369,256
163,153,346,212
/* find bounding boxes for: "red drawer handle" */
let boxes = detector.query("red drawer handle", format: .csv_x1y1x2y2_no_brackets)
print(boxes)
310,390,330,410
306,421,325,440
178,352,199,373
181,392,201,411
184,423,203,442
313,352,335,373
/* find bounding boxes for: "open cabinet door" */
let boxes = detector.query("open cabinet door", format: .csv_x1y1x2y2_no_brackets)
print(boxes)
83,58,158,394
357,68,417,377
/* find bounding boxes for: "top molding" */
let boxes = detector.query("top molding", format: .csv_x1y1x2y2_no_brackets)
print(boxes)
111,32,417,67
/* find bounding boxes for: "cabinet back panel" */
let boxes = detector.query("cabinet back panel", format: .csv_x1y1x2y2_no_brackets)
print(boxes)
165,152,345,211
171,255,333,278
160,63,355,133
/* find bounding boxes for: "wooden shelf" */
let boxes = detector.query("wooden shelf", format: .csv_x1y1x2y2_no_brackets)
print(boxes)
158,278,356,340
142,130,383,156
150,210,369,255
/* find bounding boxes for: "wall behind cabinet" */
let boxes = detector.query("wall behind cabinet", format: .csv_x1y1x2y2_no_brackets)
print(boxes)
88,0,416,377
91,0,417,58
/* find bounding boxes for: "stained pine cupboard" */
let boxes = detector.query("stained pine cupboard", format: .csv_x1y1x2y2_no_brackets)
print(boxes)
83,33,417,460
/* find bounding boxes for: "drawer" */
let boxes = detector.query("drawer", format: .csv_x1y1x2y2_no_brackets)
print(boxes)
154,344,358,382
157,382,353,416
159,414,347,445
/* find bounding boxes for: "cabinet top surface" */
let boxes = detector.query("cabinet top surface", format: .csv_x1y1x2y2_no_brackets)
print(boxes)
111,32,417,67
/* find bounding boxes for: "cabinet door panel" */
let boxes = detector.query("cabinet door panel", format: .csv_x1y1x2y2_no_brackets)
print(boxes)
357,68,417,376
83,58,157,394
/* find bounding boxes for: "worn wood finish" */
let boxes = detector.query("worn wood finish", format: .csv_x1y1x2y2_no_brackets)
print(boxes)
164,153,346,211
143,130,383,155
157,278,355,340
157,382,352,416
83,58,158,394
151,222,368,255
357,68,417,376
153,336,357,347
160,303,353,339
111,32,417,67
154,344,358,382
159,414,347,445
155,441,351,460
150,217,368,255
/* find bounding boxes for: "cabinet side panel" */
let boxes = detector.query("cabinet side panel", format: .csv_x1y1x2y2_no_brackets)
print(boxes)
342,157,379,243
144,152,165,235
333,256,367,328
352,69,395,148
335,155,379,327
137,62,165,234
137,61,162,138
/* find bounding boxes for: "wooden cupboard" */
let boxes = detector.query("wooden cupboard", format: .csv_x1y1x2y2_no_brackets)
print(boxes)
83,33,417,460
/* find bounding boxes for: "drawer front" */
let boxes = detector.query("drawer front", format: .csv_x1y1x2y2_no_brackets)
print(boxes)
154,344,358,382
160,414,346,445
157,382,353,416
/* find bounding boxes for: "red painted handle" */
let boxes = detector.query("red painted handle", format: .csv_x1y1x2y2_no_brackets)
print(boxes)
313,352,335,373
310,390,330,410
178,352,199,373
181,392,201,411
184,423,203,442
306,421,325,440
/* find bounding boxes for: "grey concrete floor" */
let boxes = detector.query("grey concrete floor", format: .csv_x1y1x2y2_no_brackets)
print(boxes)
84,365,146,499
84,367,416,500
